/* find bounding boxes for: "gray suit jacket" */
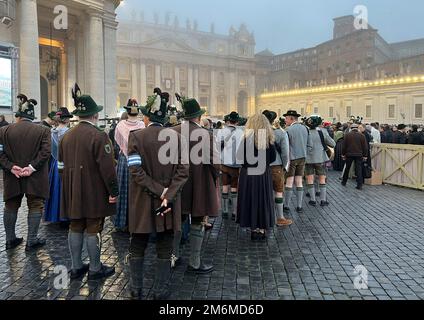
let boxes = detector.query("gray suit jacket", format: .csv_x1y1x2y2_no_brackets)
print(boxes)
306,128,336,164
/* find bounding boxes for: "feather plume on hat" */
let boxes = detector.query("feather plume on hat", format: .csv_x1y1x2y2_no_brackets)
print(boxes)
17,94,28,106
175,93,186,113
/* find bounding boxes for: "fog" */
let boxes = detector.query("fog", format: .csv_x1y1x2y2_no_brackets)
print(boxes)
117,0,424,54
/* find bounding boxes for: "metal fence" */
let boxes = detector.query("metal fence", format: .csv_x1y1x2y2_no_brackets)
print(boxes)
371,143,424,191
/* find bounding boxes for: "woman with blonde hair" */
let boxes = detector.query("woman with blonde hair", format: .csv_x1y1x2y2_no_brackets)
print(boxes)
236,113,277,241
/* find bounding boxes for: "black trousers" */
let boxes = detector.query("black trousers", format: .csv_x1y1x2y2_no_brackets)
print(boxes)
342,156,364,187
130,231,173,259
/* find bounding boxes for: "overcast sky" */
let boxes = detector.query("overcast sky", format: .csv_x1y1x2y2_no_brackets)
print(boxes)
117,0,424,54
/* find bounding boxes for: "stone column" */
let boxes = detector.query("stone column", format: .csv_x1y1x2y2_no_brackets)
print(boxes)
76,22,86,90
228,71,237,113
188,66,194,97
131,59,138,98
18,0,41,118
193,67,199,100
87,12,105,116
175,65,180,93
140,62,147,103
210,69,217,116
60,48,67,108
66,37,77,109
104,20,118,117
155,64,161,88
248,74,256,115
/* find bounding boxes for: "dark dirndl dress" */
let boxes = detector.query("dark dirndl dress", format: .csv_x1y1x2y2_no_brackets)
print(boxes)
333,138,345,172
44,157,63,222
236,141,276,231
45,128,68,223
114,152,129,230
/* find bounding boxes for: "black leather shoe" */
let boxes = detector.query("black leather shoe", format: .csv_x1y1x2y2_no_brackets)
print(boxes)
186,263,214,275
153,291,171,301
6,238,24,250
320,201,330,207
251,232,260,241
296,207,304,213
316,192,321,197
308,201,317,207
341,181,347,187
25,238,46,252
70,264,90,280
356,185,363,190
88,264,115,281
306,193,311,198
131,289,143,300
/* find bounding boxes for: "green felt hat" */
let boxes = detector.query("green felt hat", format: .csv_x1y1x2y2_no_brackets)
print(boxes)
71,84,103,117
227,111,240,123
48,111,57,120
181,98,206,120
15,94,37,120
140,93,169,125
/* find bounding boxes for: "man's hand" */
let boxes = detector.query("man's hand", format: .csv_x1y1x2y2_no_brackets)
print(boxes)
20,166,36,177
159,198,172,216
160,188,169,200
109,196,118,204
11,166,23,179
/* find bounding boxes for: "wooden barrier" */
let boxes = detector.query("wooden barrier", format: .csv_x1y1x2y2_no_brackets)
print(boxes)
371,143,424,191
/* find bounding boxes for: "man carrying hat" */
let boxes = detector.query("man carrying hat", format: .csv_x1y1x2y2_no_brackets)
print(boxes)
59,84,118,281
0,94,51,251
283,110,309,214
341,123,368,190
173,96,220,275
127,90,189,300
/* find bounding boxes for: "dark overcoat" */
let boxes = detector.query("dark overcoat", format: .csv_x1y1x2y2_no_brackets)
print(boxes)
59,121,119,220
173,121,220,218
128,124,189,234
0,119,51,201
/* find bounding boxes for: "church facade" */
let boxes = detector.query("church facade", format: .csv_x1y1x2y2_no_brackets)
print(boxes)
116,17,256,117
0,0,121,120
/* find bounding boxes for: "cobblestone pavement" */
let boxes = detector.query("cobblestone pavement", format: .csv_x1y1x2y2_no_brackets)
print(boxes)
0,171,424,301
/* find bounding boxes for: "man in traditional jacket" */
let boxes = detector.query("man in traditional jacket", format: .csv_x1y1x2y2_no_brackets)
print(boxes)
59,84,118,281
0,94,51,251
40,111,57,129
173,95,220,275
127,90,189,300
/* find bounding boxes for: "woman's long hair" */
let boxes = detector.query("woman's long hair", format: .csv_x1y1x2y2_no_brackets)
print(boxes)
244,113,275,150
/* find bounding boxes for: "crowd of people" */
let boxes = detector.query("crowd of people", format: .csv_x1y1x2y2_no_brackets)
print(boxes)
1,85,423,300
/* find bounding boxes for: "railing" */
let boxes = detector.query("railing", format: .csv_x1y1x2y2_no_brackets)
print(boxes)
371,143,424,191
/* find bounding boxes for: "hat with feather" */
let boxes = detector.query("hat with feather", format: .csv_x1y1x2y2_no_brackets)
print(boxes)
15,94,37,120
124,98,140,116
176,93,206,120
140,88,169,124
56,107,74,120
71,83,103,117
